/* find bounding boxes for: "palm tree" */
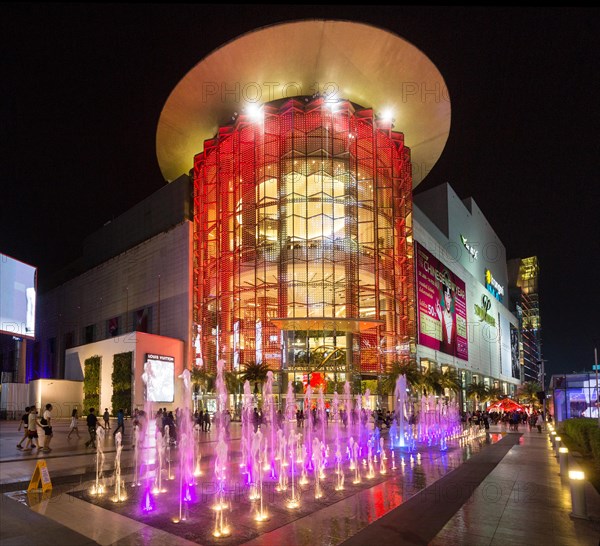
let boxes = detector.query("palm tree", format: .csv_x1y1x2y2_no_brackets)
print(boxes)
240,361,270,394
487,386,504,403
225,371,242,417
517,381,542,408
191,366,214,394
191,366,214,411
439,368,461,396
466,382,490,411
381,360,421,394
422,367,443,396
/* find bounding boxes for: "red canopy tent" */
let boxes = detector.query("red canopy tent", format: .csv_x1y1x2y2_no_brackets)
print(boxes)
488,398,526,413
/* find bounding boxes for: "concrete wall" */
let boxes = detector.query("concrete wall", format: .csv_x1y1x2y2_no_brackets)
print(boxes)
37,221,193,378
28,379,84,419
65,331,184,414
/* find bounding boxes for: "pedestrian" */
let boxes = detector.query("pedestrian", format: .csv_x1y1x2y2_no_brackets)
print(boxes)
23,407,40,450
535,412,544,433
68,408,81,439
85,407,98,448
16,406,30,449
203,410,211,432
103,408,111,430
113,408,125,438
164,411,177,444
40,403,54,452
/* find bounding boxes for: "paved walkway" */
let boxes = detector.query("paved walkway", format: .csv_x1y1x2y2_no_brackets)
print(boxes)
0,419,598,545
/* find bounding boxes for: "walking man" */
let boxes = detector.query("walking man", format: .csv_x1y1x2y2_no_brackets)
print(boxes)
85,408,98,448
23,407,40,450
41,403,54,452
103,408,111,430
113,408,125,439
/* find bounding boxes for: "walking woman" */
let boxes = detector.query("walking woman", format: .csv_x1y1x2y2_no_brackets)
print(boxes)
68,408,81,440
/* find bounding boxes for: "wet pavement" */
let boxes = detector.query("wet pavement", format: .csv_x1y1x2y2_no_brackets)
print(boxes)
1,418,599,545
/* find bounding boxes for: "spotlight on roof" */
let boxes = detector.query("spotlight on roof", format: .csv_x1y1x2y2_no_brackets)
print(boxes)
245,103,263,121
324,96,340,110
380,108,394,123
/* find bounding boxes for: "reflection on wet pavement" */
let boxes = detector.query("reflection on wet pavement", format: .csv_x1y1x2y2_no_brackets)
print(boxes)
64,429,498,546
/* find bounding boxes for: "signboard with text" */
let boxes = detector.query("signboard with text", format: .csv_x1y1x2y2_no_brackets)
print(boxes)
415,243,468,360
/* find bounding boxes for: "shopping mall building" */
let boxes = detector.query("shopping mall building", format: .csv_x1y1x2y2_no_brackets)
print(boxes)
6,21,526,414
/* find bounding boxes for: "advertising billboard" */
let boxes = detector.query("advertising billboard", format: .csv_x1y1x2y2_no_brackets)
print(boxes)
415,243,468,360
510,324,521,380
143,353,175,402
499,314,511,377
0,253,37,339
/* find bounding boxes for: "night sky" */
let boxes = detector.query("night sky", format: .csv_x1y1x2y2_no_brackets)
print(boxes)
2,5,599,381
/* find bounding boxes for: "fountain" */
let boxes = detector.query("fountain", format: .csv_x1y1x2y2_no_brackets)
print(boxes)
153,427,165,494
304,384,314,471
249,428,262,501
112,431,126,502
194,423,202,477
173,368,195,523
253,429,269,522
212,359,231,537
140,362,156,513
332,391,344,491
317,389,326,446
286,429,301,508
284,381,296,438
312,436,323,499
275,428,288,492
74,356,490,546
131,425,141,487
393,375,408,447
90,425,106,495
262,371,277,479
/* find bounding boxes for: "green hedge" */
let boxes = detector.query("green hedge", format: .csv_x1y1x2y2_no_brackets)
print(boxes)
111,352,132,415
83,355,101,414
561,418,600,474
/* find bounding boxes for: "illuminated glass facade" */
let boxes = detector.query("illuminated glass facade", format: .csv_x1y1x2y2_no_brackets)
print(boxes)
193,98,415,383
509,256,542,384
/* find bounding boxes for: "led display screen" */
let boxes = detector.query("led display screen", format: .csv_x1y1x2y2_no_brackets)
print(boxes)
0,253,37,339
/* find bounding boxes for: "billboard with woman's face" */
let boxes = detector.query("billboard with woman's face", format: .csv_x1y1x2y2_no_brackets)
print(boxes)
415,243,468,360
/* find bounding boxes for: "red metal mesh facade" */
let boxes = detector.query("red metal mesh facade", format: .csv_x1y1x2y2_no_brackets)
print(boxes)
193,98,415,375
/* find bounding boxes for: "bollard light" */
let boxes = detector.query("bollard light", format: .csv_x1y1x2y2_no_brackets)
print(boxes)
559,447,569,477
554,436,562,459
550,431,557,447
569,470,587,519
569,470,585,480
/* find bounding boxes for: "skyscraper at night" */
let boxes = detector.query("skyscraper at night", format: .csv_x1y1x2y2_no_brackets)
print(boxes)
508,256,543,384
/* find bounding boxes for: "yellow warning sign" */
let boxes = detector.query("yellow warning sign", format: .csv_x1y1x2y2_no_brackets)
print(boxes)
27,460,52,493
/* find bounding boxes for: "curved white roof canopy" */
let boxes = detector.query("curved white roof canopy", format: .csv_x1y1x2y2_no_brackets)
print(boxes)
157,19,451,187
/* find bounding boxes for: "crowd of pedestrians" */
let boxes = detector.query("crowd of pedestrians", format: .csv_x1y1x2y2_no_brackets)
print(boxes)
16,404,54,453
15,401,551,457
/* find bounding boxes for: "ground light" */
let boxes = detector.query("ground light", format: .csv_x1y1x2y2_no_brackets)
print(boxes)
558,447,569,478
568,469,587,519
